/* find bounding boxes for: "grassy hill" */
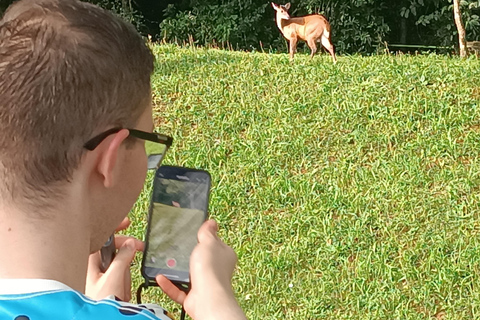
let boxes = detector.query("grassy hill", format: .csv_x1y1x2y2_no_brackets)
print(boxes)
129,45,480,319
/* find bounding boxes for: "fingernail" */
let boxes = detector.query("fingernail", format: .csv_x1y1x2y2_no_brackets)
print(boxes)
125,240,135,251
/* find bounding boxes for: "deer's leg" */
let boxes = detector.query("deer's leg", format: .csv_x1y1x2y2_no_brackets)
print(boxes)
307,38,317,59
289,38,298,60
321,35,337,64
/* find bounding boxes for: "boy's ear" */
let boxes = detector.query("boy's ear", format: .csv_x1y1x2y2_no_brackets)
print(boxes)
96,129,130,188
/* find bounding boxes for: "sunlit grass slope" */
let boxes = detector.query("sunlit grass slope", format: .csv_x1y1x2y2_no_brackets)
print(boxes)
129,45,480,319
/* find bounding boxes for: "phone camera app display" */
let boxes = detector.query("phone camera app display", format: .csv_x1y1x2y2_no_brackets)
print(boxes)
144,173,209,278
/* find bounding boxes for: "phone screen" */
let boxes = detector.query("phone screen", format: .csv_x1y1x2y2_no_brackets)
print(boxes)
143,167,210,284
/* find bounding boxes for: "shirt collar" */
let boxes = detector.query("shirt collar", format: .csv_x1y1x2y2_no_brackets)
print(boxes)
0,279,73,294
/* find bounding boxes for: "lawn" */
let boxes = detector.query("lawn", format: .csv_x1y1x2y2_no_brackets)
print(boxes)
128,45,480,319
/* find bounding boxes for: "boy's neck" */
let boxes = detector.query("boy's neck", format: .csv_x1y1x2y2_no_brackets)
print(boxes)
0,198,91,293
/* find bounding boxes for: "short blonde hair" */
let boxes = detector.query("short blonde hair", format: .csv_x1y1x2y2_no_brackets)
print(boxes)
0,0,154,205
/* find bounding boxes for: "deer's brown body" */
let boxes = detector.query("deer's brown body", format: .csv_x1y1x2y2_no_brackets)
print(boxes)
272,3,337,63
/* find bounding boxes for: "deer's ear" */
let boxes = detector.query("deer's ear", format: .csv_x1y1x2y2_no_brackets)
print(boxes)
285,2,291,10
271,2,278,9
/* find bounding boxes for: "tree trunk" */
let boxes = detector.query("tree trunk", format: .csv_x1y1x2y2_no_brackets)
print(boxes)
453,0,467,57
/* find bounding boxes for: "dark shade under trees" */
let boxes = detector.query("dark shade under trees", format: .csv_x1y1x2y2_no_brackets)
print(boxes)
159,0,480,54
1,0,479,54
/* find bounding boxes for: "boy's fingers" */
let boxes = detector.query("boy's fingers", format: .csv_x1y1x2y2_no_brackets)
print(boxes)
115,217,131,232
124,269,132,302
107,239,136,277
115,235,144,251
197,220,219,243
156,275,187,305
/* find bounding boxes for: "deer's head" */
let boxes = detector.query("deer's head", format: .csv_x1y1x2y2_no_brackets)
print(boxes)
271,2,291,20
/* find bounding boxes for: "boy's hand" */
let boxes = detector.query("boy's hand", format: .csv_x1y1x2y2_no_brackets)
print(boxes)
156,220,247,320
85,217,144,301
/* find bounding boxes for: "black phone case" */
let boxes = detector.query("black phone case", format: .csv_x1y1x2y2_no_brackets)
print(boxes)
100,234,116,273
140,165,210,292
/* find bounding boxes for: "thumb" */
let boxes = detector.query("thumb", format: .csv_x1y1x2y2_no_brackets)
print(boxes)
106,239,136,277
197,220,219,243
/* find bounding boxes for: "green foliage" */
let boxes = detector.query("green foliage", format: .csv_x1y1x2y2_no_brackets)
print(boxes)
160,0,272,49
400,0,480,48
129,45,480,319
160,0,391,53
159,0,480,54
2,0,480,54
324,1,390,53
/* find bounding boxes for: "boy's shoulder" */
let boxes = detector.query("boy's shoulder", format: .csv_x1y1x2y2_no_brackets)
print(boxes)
0,279,173,320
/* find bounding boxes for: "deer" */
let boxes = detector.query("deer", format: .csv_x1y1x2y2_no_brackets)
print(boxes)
271,2,337,63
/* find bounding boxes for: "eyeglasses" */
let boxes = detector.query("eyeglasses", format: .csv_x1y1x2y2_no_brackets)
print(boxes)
83,127,173,170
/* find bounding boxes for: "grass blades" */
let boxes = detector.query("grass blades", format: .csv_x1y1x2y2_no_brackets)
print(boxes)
128,45,480,319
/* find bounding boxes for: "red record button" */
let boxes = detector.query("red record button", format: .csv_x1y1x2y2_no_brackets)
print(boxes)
166,258,176,268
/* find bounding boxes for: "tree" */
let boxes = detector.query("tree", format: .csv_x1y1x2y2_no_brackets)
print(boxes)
453,0,467,57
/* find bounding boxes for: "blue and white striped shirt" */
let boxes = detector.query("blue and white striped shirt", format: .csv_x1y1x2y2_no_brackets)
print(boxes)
0,279,173,320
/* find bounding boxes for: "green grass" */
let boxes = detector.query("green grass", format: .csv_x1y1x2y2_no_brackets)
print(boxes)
128,45,480,319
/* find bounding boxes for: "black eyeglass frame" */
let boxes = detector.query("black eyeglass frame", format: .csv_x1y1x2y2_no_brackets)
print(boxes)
83,127,173,152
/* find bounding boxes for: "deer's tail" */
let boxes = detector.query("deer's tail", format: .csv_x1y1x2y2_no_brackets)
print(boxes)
321,15,331,38
323,26,330,39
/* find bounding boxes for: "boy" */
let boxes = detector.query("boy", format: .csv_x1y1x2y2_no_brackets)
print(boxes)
0,0,246,319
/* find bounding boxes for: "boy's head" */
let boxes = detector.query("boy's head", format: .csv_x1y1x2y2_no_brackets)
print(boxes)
0,0,154,209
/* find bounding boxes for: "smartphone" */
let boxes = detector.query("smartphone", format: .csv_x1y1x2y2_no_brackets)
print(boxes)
100,234,116,272
141,165,211,291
